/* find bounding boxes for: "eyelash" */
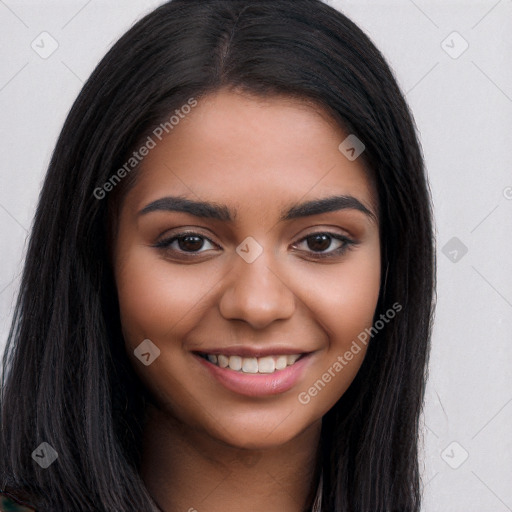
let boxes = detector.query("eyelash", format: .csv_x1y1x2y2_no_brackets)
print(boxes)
153,230,357,260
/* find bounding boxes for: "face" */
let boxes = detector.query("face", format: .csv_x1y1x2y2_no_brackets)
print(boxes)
112,88,381,450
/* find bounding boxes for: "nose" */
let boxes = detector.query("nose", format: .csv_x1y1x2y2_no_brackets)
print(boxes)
218,250,296,330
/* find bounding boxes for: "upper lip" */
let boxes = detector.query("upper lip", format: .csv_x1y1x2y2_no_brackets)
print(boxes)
193,346,312,358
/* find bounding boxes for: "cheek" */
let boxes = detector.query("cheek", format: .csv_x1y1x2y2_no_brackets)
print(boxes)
294,245,381,409
333,256,380,338
304,244,381,343
114,247,216,346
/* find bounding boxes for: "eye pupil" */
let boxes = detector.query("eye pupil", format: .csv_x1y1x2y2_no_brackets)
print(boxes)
179,235,204,251
307,234,331,252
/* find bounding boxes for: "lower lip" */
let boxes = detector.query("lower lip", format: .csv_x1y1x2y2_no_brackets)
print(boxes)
195,353,312,397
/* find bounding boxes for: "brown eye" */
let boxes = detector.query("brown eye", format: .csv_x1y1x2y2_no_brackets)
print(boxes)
293,232,357,259
176,235,205,252
306,233,333,252
154,232,218,255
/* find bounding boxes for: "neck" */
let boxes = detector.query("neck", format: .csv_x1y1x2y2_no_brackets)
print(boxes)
140,404,322,512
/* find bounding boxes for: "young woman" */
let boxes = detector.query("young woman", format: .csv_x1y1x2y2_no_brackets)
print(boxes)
0,1,436,510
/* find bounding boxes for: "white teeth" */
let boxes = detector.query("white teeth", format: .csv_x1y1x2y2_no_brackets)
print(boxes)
204,353,302,374
258,356,275,374
218,354,229,368
242,357,258,374
228,355,242,371
287,354,300,365
275,356,287,370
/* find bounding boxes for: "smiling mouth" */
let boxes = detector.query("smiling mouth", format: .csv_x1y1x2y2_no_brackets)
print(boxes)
197,353,305,374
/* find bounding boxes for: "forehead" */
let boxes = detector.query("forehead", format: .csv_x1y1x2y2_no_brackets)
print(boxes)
123,89,378,218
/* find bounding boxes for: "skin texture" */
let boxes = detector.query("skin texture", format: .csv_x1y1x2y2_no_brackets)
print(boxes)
112,89,381,512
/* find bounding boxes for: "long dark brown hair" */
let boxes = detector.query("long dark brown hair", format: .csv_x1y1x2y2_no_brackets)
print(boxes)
1,1,436,510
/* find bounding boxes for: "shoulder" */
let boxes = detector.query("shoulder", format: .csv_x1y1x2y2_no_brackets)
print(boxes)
0,489,37,511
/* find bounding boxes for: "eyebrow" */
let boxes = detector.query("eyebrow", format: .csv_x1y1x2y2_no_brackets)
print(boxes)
138,194,377,223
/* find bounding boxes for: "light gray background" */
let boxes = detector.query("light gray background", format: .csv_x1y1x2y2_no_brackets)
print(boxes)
1,1,511,510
